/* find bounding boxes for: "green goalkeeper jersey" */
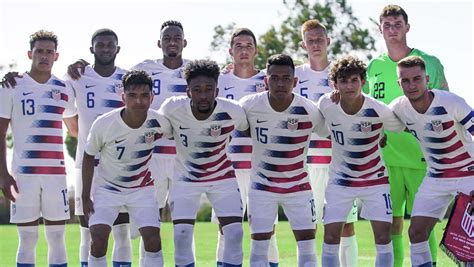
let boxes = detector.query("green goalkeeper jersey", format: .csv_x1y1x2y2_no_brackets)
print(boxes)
363,48,449,169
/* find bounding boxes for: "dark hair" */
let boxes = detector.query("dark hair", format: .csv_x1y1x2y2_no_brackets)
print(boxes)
122,70,153,92
230,28,257,47
380,4,408,24
329,55,367,83
266,54,295,74
29,30,58,50
161,20,184,33
397,56,426,71
91,28,118,45
183,59,220,84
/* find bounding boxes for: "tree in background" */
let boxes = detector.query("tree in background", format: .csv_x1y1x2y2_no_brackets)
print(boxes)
210,0,377,69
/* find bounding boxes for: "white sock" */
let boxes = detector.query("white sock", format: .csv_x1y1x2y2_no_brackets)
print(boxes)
410,241,432,266
322,242,340,267
297,239,317,267
143,250,163,267
16,226,38,265
173,224,195,266
250,239,270,267
339,235,358,267
375,242,393,267
88,255,106,267
112,224,132,265
44,225,67,265
216,231,225,265
79,227,90,266
222,223,243,265
268,234,279,265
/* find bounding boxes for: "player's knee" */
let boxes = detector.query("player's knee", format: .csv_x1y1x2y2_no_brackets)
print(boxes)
142,234,161,252
408,222,428,243
374,231,392,245
251,232,273,240
90,227,110,257
341,223,355,236
294,229,315,241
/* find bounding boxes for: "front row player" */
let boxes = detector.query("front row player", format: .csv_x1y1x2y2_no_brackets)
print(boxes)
82,70,171,267
318,55,405,267
159,59,247,267
390,56,474,267
240,54,327,267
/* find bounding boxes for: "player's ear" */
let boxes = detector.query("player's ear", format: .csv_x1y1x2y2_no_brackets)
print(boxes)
228,47,233,57
54,52,59,62
406,23,410,33
116,46,121,54
183,39,187,48
300,41,306,51
326,37,331,46
426,74,430,84
121,91,126,102
157,39,162,48
27,50,33,59
293,76,298,88
264,76,269,88
215,87,219,97
89,47,94,54
186,87,191,98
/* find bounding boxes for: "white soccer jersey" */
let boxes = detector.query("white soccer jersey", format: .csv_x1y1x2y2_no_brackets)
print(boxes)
390,90,474,179
217,71,266,170
239,92,326,194
132,59,188,158
294,63,333,168
159,96,248,183
85,108,171,192
66,65,127,167
0,73,77,177
318,94,405,187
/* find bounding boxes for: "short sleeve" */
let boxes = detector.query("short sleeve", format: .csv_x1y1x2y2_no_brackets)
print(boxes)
84,119,103,156
62,83,78,118
0,87,13,119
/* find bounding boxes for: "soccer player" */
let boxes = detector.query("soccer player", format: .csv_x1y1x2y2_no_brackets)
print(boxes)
363,5,449,266
240,54,326,266
319,55,405,267
389,56,473,267
66,29,132,267
0,30,78,266
215,27,279,267
82,70,171,267
159,59,247,267
294,19,358,266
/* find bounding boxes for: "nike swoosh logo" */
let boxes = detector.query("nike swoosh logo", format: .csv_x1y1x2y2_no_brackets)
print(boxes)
406,122,415,125
85,85,96,88
256,119,267,123
22,92,33,96
224,86,234,91
179,126,190,130
152,72,162,75
331,123,341,126
375,72,382,77
115,139,125,144
299,80,309,84
312,218,317,222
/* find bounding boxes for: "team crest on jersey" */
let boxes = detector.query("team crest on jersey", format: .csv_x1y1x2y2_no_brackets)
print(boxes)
114,83,124,95
360,121,372,134
461,203,474,237
255,82,266,92
144,131,155,144
287,118,299,131
210,124,221,137
431,120,443,133
51,88,61,101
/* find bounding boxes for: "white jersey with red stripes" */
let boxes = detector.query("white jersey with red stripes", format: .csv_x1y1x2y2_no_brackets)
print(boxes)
239,91,326,194
159,96,248,183
0,73,77,177
132,59,188,157
85,108,171,192
294,63,333,168
318,94,405,187
66,65,127,167
390,89,474,179
217,70,266,170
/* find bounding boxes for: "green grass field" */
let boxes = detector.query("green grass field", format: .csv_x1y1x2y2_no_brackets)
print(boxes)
0,220,456,266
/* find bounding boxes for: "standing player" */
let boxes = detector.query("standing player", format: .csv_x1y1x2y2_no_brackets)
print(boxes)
66,29,132,267
215,28,279,267
390,56,473,267
82,70,171,267
241,54,326,267
319,55,405,267
0,30,78,266
363,5,449,266
159,59,247,267
294,19,358,266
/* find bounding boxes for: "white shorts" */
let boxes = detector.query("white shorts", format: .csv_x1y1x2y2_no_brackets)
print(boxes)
324,182,392,225
412,176,474,220
169,179,243,221
149,157,174,209
211,169,251,223
248,189,316,234
10,175,70,223
89,186,160,229
308,166,358,224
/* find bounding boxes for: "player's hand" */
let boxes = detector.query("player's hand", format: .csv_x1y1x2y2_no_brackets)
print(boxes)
221,63,234,74
469,190,474,215
0,173,19,202
67,59,90,80
379,134,387,148
1,72,22,88
82,196,95,223
330,90,341,104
